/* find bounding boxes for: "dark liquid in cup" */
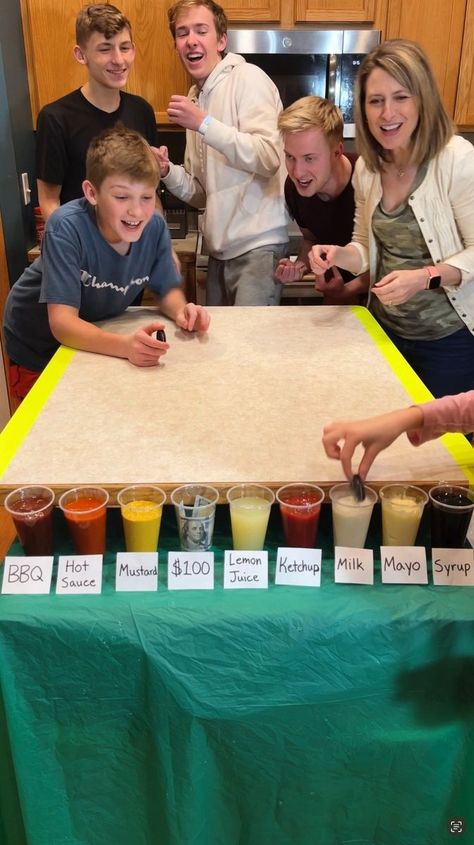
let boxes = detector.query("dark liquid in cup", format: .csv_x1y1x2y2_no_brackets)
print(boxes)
431,490,473,548
11,495,54,555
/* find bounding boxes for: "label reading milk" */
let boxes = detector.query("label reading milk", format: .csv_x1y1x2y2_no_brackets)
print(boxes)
334,547,374,584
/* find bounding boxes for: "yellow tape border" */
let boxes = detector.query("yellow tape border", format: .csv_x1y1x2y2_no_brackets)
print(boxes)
351,306,473,485
0,347,75,479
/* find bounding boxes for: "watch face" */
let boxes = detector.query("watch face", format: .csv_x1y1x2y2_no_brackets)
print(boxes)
428,275,442,289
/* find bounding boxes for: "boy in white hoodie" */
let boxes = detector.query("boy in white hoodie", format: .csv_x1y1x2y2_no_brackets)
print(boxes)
156,0,288,306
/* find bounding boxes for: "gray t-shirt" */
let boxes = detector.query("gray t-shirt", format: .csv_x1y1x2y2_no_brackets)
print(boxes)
370,169,462,341
4,198,181,370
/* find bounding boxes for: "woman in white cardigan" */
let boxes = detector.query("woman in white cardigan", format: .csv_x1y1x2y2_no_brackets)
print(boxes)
309,39,474,398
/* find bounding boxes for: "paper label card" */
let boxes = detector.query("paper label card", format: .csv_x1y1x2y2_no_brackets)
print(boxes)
2,556,54,595
224,550,268,588
56,555,103,594
381,547,428,584
334,547,374,584
167,552,214,590
275,548,321,586
432,548,474,586
116,553,158,591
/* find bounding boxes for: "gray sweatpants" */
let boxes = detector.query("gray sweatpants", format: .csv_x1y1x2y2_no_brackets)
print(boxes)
206,243,288,306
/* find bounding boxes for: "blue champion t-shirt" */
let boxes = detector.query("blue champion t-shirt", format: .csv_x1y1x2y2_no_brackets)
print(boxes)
4,198,181,370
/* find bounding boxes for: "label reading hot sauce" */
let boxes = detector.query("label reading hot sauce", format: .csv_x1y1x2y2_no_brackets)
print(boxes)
64,496,107,555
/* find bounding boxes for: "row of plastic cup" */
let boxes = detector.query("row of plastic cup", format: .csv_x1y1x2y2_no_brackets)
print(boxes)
4,481,474,557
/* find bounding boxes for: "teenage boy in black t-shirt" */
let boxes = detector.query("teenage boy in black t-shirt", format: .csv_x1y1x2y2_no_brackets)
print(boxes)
276,95,361,304
36,3,159,221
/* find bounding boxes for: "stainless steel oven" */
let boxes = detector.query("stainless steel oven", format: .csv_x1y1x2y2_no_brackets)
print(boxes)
226,28,380,138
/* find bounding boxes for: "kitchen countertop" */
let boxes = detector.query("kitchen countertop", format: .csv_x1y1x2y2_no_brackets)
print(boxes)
0,306,471,499
27,232,198,265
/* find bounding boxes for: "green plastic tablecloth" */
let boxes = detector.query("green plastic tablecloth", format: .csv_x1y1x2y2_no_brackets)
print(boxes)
1,504,473,845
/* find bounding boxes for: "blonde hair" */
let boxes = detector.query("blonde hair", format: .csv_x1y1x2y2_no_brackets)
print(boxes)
354,39,454,172
168,0,227,41
86,126,160,189
76,3,132,47
278,96,344,146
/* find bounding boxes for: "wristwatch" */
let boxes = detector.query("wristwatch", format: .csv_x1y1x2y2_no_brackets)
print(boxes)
425,266,442,290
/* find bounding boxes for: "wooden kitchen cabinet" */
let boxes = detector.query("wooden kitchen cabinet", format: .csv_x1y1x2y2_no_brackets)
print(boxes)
19,0,474,129
222,0,281,23
223,0,387,26
20,0,190,125
385,0,467,119
293,0,378,24
455,0,474,127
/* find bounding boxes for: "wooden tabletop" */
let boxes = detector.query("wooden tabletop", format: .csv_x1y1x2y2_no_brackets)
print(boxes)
0,306,471,501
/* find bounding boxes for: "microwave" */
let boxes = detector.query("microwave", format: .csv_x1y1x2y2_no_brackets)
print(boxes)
226,29,380,138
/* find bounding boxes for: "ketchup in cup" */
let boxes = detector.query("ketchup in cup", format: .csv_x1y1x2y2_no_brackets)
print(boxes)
276,484,325,548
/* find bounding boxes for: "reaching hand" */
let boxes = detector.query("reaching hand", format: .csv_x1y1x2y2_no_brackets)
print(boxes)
175,303,211,333
314,266,346,302
372,269,428,307
126,322,169,367
322,408,424,479
274,258,307,283
308,244,339,277
152,146,171,178
167,96,205,131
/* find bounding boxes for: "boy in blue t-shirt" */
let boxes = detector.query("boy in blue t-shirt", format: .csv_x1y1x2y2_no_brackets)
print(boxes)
4,126,210,402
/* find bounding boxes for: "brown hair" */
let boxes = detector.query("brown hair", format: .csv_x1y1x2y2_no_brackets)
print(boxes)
278,96,344,146
354,38,454,172
86,126,160,189
75,3,132,47
168,0,228,41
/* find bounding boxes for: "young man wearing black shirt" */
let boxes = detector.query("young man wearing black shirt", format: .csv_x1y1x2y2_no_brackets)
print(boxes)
275,95,360,304
36,3,159,220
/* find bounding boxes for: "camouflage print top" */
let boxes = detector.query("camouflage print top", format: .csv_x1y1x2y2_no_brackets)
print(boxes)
370,167,462,341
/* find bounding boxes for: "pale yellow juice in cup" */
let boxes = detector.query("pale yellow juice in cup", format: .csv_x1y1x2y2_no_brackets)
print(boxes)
382,496,423,545
230,496,271,550
121,500,163,552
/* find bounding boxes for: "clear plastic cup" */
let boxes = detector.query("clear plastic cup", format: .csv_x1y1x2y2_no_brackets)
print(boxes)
429,484,474,548
117,485,166,552
4,485,55,555
379,484,428,546
59,486,109,554
329,482,377,548
276,483,324,547
226,484,275,551
171,484,219,551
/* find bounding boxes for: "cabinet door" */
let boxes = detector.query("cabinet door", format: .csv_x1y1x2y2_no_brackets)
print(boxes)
294,0,377,24
455,0,474,126
386,0,466,118
20,0,190,125
223,0,281,22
